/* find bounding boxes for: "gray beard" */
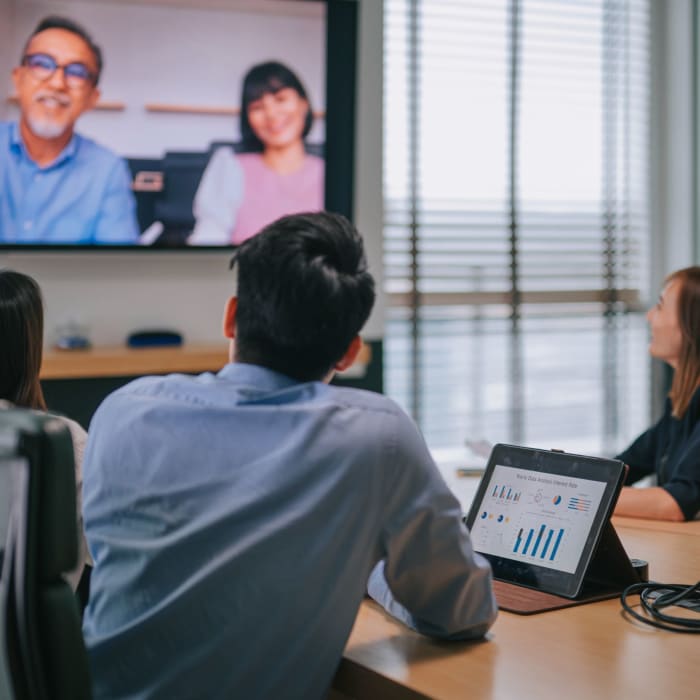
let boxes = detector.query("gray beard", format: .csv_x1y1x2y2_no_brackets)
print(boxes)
26,115,68,140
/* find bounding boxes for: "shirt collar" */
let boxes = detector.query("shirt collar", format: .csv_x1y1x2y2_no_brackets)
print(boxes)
217,362,305,392
10,120,79,168
9,121,22,150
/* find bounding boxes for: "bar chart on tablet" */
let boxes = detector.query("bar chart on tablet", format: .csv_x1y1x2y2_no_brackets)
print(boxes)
472,464,607,573
513,525,565,561
491,484,522,502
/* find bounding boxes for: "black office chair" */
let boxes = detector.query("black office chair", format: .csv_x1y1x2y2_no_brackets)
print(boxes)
126,156,164,235
153,151,210,246
0,409,91,700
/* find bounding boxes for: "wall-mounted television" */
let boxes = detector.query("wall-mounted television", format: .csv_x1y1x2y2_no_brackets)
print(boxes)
0,0,357,249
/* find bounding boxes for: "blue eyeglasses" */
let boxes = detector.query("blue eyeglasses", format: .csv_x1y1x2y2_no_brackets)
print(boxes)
22,53,96,88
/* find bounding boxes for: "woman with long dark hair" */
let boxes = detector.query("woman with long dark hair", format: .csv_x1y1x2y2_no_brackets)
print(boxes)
0,270,47,409
0,269,90,587
615,266,700,521
190,60,324,244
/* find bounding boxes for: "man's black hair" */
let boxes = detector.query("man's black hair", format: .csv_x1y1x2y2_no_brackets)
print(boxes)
229,212,375,382
239,61,313,152
23,16,103,85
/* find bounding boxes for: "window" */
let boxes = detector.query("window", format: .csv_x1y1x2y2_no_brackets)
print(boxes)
384,0,651,456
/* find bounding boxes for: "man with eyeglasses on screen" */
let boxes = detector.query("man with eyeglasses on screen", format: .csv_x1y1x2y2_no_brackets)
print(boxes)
0,16,139,244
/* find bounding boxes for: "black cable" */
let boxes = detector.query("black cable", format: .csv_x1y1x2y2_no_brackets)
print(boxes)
621,580,700,633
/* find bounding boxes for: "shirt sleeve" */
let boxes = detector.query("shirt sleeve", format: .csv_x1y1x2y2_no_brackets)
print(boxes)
93,157,140,244
616,418,663,485
189,147,243,245
367,411,497,640
661,422,700,520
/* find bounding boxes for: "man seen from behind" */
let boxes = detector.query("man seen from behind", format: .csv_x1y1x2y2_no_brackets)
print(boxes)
82,212,496,699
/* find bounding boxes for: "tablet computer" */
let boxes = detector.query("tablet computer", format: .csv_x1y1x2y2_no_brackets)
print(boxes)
464,443,627,599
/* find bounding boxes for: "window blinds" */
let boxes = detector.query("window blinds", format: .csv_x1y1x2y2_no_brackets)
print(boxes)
384,0,651,455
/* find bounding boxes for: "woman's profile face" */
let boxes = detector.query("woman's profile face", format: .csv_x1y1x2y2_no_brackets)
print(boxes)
647,278,684,368
246,87,308,150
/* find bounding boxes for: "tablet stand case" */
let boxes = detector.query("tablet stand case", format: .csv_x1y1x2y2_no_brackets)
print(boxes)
494,521,641,615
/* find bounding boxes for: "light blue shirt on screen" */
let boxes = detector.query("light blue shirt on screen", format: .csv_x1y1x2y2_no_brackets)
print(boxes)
82,363,496,700
0,121,139,244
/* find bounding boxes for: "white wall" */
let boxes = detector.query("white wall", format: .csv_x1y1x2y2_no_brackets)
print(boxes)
0,0,384,345
651,0,694,292
353,0,384,337
0,0,14,119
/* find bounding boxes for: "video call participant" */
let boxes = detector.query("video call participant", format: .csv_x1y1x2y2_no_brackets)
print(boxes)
190,61,324,245
82,212,496,699
615,266,700,521
0,16,139,244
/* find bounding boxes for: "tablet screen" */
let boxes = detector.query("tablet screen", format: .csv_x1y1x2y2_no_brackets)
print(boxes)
465,444,626,598
471,464,607,574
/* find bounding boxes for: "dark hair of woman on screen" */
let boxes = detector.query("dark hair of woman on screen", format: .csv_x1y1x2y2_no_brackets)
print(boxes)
614,266,700,522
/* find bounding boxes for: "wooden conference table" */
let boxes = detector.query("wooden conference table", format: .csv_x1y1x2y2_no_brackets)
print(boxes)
333,477,699,700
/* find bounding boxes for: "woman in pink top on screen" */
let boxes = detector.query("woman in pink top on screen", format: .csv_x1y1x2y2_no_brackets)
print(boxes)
190,61,324,245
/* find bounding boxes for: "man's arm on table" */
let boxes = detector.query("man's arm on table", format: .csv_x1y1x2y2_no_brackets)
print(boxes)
368,412,497,640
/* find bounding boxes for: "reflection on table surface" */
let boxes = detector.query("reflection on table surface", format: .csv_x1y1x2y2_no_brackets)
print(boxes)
337,526,700,700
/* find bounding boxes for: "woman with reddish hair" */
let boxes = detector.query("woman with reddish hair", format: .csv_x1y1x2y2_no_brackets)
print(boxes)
615,266,700,521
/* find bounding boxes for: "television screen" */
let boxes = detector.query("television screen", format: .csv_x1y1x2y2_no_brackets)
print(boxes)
0,0,356,249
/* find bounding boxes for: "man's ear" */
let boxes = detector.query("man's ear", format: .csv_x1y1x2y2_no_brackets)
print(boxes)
11,67,21,94
85,86,101,112
334,335,362,372
222,296,237,339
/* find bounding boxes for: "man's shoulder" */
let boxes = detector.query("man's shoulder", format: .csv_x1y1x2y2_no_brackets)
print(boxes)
324,385,414,430
0,121,14,148
94,374,415,440
94,373,192,413
73,132,126,171
105,372,202,402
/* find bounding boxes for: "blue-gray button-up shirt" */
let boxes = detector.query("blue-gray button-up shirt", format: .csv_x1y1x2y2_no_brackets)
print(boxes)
0,121,139,244
82,363,496,700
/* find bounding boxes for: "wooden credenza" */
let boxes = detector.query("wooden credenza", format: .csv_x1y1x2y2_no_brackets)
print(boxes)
41,344,230,380
39,344,230,428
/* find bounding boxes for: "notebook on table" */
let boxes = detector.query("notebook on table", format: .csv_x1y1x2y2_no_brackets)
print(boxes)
464,444,641,614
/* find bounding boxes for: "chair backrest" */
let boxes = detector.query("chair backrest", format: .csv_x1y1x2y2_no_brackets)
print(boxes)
126,156,163,234
0,430,16,700
154,151,210,230
0,409,91,700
